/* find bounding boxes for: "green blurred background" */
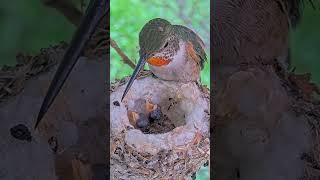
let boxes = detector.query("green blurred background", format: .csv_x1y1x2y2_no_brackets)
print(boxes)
0,1,319,179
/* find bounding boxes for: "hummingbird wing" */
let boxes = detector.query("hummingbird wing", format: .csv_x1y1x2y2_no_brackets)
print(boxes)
173,25,207,69
34,0,109,129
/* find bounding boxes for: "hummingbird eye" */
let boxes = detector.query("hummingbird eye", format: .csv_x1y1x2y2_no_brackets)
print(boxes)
163,42,168,48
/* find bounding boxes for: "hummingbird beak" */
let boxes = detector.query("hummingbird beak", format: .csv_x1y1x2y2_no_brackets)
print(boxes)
34,0,109,129
121,55,147,101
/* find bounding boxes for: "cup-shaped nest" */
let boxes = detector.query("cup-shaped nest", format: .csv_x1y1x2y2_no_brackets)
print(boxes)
110,72,210,179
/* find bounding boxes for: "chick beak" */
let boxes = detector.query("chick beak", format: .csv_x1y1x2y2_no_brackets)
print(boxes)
121,55,147,101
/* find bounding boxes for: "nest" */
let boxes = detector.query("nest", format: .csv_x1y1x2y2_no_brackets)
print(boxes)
110,72,210,179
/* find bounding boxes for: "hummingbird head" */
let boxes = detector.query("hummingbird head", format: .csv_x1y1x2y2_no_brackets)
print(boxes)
139,18,178,66
121,18,178,101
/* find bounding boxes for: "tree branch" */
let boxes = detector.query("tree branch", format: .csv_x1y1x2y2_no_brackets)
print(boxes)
110,38,136,69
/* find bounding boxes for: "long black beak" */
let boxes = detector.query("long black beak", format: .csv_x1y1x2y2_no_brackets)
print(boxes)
34,0,109,129
121,55,147,101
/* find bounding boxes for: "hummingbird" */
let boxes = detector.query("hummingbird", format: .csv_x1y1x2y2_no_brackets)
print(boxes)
34,0,108,129
121,18,207,101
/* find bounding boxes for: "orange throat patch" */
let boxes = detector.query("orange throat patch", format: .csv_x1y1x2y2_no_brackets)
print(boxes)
147,57,170,67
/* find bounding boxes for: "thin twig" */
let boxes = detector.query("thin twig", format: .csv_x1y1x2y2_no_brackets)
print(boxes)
110,38,136,69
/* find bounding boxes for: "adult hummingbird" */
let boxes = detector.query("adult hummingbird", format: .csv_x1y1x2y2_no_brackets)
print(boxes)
34,0,108,129
121,18,207,101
